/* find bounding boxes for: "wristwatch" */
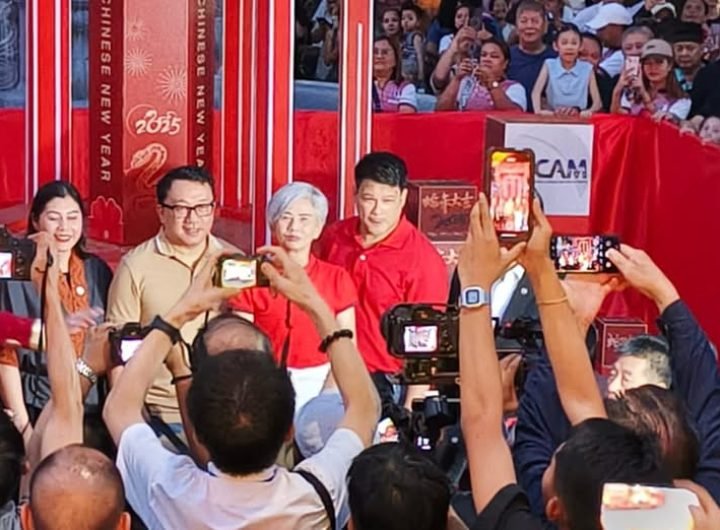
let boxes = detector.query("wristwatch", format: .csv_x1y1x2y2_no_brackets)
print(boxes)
76,358,98,385
459,286,491,309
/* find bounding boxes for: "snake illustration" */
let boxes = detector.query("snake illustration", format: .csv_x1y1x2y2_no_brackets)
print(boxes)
126,142,168,189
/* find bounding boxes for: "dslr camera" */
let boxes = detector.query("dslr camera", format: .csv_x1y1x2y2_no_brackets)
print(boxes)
0,226,36,281
109,323,146,365
214,254,270,289
381,303,541,389
381,304,460,385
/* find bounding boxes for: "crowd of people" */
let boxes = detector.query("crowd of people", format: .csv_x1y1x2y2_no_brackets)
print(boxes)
0,156,719,529
296,0,720,144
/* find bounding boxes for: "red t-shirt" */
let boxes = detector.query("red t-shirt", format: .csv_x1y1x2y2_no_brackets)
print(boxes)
227,256,357,368
315,216,449,373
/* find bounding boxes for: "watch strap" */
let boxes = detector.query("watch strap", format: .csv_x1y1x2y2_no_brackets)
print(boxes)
76,358,98,385
150,315,182,345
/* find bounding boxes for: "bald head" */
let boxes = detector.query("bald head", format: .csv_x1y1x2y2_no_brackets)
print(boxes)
28,445,126,530
191,314,273,370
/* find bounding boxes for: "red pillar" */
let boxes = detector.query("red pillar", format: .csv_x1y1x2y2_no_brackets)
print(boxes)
231,0,294,248
25,0,71,200
338,0,374,219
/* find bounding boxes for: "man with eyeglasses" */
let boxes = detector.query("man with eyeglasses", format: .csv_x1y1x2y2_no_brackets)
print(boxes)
106,165,230,443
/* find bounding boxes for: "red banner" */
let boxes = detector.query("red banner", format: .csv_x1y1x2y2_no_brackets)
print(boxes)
87,0,215,245
0,111,719,344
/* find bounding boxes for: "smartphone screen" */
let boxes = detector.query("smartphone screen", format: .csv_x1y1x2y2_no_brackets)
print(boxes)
0,251,12,279
551,235,619,273
221,258,259,289
119,338,143,363
487,149,534,239
601,483,698,530
624,56,640,78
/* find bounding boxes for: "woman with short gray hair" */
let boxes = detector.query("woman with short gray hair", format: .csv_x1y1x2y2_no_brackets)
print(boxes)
228,182,357,411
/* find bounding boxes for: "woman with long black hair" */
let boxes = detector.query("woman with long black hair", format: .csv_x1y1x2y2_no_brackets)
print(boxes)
0,181,113,441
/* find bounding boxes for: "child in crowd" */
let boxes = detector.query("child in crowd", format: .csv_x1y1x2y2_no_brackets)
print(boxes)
491,0,518,43
382,8,402,41
532,23,602,116
439,2,471,54
400,2,427,86
611,39,691,121
699,115,720,144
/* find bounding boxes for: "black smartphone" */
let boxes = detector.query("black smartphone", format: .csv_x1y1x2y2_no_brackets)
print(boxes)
486,148,535,242
550,235,620,273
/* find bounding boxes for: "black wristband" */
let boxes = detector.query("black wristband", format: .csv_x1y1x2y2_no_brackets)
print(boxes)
150,315,182,345
171,374,193,385
319,329,354,353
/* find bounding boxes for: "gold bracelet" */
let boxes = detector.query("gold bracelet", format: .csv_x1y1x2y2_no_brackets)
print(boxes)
536,296,568,306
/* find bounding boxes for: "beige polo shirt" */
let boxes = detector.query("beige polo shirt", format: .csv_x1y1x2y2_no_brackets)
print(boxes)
107,232,232,424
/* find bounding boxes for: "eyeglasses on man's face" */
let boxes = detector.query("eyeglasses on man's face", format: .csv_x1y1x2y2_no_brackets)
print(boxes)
160,202,215,219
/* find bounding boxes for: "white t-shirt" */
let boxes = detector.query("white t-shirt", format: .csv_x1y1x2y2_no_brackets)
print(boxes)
439,34,454,55
620,93,692,120
117,423,364,529
600,49,624,77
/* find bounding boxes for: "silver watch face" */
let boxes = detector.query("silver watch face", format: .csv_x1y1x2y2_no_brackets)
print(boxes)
461,287,489,307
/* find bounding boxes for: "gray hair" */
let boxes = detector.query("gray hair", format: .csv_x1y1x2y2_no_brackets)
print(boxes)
619,335,672,388
622,25,654,43
267,182,329,229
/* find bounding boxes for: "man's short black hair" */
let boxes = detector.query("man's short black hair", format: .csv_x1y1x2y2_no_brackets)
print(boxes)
354,152,408,191
554,418,670,530
0,412,24,505
156,165,215,204
348,443,451,530
187,349,295,475
606,385,699,480
516,0,546,19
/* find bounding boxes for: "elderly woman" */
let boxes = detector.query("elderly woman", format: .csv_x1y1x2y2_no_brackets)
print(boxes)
227,182,357,412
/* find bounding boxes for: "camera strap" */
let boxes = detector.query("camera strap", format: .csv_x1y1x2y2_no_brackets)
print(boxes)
280,300,291,369
294,469,337,530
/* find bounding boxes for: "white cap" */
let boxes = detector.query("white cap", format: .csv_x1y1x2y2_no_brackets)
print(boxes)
650,2,676,16
588,3,633,30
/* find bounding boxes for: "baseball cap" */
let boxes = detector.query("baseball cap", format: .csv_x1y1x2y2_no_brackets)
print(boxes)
650,2,677,16
294,389,346,458
588,3,633,30
641,39,674,59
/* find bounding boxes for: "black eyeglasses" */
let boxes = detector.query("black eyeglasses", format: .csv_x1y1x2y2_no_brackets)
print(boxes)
160,202,215,219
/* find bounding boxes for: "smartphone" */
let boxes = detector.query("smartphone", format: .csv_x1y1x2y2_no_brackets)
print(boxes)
215,254,270,289
486,148,535,242
550,235,619,273
601,483,698,530
624,56,640,79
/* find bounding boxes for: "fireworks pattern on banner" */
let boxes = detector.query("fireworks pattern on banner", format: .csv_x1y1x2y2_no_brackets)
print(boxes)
157,66,187,103
126,17,148,42
125,48,152,77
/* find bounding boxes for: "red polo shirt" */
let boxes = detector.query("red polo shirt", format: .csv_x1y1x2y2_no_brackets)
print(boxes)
227,256,357,368
316,217,449,373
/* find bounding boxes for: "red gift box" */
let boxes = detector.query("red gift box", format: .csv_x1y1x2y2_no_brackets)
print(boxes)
593,317,648,376
406,181,478,242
